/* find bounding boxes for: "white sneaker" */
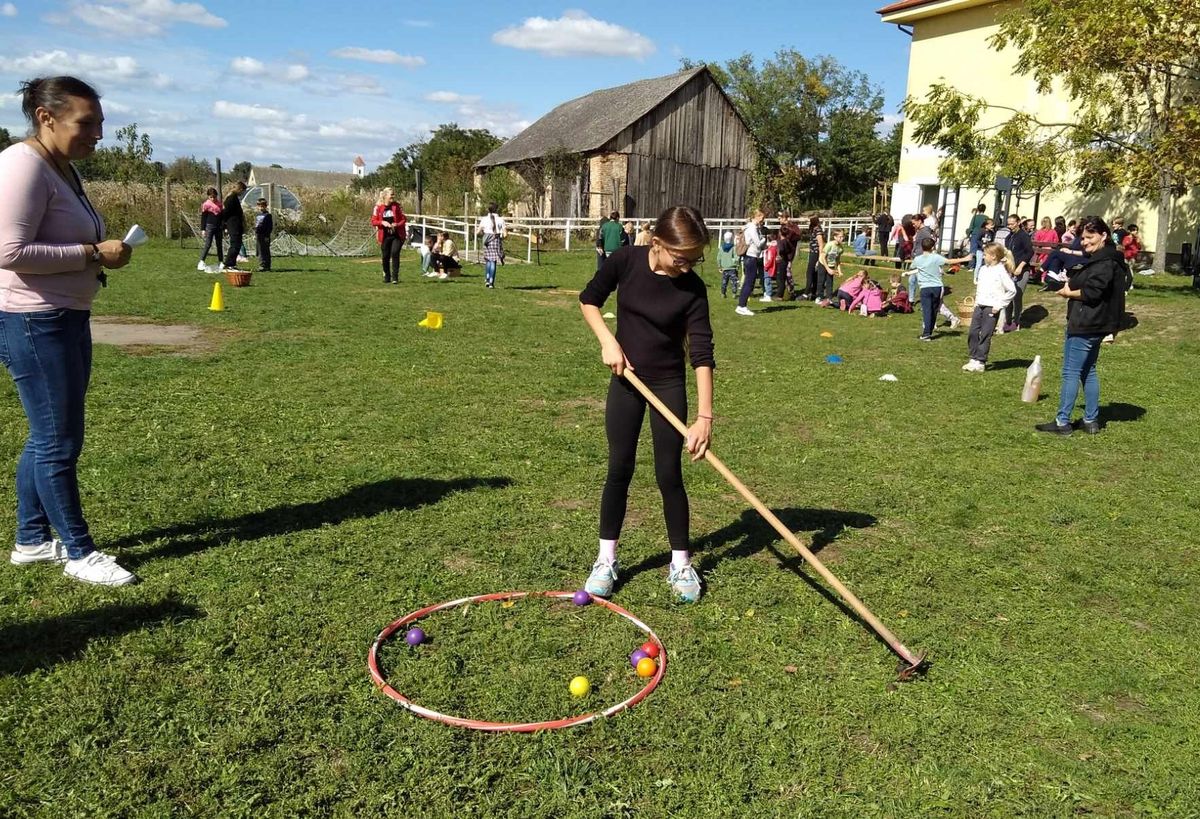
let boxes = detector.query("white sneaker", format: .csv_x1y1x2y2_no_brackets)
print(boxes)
967,359,986,372
63,551,137,586
1102,333,1115,343
437,272,449,279
10,538,66,565
197,260,207,271
735,306,754,316
584,559,619,598
758,295,772,302
961,361,974,371
950,315,962,330
667,564,703,602
237,255,249,264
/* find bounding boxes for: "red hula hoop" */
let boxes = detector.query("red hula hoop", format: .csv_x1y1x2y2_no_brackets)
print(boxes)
368,590,667,732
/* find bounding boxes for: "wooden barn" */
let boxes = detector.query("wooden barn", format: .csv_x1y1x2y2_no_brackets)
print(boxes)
473,66,756,220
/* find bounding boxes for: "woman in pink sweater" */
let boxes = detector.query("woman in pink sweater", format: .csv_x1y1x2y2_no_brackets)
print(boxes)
0,76,136,586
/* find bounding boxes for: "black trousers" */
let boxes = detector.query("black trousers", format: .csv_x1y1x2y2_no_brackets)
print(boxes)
222,229,243,269
805,252,820,297
199,226,223,262
381,235,403,281
600,375,689,551
256,232,271,271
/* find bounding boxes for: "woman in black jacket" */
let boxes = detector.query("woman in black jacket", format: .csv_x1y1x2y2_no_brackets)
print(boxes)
1036,215,1128,436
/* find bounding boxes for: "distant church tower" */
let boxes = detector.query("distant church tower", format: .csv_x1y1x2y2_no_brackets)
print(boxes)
352,156,366,178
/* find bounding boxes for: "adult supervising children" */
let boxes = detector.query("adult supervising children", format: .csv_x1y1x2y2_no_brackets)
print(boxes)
0,75,137,585
578,205,714,603
735,209,766,316
370,188,406,284
221,180,247,273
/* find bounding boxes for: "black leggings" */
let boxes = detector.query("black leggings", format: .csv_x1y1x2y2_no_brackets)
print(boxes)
805,252,820,297
600,375,689,551
381,234,402,280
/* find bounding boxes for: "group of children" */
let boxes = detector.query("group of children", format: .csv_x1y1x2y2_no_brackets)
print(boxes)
416,231,462,279
197,186,273,273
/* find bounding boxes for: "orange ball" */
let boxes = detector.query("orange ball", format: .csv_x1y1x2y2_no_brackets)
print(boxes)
635,657,656,678
640,641,660,659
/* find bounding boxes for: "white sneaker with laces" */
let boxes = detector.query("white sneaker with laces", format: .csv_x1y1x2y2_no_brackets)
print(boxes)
758,295,772,302
584,559,618,598
950,315,962,330
10,538,66,565
196,261,207,271
735,306,754,316
967,359,986,372
667,564,703,602
63,551,137,586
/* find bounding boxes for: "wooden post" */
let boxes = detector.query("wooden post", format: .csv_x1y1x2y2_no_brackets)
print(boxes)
163,178,172,239
565,218,572,252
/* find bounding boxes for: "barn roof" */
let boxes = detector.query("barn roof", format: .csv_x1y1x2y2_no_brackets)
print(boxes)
475,66,709,169
248,165,356,190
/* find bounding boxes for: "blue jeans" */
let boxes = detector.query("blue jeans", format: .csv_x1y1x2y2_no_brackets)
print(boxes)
0,309,96,559
484,260,497,285
919,287,943,337
1056,333,1103,426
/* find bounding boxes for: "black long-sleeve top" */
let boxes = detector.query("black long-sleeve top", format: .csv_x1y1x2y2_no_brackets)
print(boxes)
579,246,715,382
222,192,244,232
1006,228,1034,269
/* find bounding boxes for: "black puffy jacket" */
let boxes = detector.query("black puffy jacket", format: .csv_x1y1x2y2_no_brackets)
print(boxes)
1066,244,1129,335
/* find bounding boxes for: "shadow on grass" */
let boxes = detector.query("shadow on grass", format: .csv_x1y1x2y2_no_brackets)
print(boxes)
116,476,512,567
989,358,1033,371
757,304,801,314
1019,304,1050,328
510,284,559,291
1099,402,1146,424
0,597,203,676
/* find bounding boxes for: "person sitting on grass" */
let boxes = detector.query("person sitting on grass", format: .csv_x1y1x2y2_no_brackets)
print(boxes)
962,242,1018,372
908,237,973,341
888,276,913,313
416,234,435,277
835,269,869,311
578,205,714,603
848,278,889,317
431,231,461,279
852,226,873,257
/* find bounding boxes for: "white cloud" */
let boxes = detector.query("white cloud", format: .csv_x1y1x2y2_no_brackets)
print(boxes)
330,47,425,67
304,73,387,98
284,64,309,81
0,51,172,89
1,4,17,17
68,0,227,36
425,91,480,104
231,57,266,76
452,102,531,138
492,11,655,59
212,100,295,124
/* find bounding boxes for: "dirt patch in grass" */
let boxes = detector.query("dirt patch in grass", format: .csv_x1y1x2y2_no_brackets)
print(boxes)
549,498,588,511
92,316,213,355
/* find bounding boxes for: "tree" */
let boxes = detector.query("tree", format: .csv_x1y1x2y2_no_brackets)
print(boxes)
0,127,12,152
76,123,159,183
166,155,215,186
479,166,531,214
684,51,897,212
903,0,1200,271
231,161,252,182
513,145,584,217
415,124,502,205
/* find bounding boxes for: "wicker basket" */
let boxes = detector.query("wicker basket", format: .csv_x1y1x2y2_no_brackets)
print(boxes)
957,296,975,320
224,270,252,288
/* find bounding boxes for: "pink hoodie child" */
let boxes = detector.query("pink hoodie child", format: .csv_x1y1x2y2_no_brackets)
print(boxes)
849,282,887,316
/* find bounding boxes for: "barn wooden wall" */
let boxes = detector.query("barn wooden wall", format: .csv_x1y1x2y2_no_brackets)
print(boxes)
605,72,756,219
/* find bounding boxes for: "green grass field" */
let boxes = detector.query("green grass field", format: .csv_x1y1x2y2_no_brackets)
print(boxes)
1,242,1198,817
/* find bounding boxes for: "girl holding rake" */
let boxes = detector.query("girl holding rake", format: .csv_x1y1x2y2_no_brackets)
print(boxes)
578,205,715,603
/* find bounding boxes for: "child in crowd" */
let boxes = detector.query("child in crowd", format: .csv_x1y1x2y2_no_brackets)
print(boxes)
761,231,779,302
416,234,435,276
253,198,273,272
852,226,872,257
431,231,461,278
835,269,869,311
817,229,845,306
963,242,1018,372
717,231,740,297
888,276,913,313
197,187,223,270
849,278,888,317
1121,224,1141,269
908,237,973,340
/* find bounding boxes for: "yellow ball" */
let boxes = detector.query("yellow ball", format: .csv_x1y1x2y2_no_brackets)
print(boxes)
636,657,656,678
569,676,591,697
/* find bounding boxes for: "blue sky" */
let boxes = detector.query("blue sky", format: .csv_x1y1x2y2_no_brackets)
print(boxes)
0,1,911,173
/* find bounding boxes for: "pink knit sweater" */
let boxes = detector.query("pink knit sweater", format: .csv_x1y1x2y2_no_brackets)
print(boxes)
0,142,105,311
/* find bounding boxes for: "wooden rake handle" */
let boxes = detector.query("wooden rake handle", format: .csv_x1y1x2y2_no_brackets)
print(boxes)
621,369,924,673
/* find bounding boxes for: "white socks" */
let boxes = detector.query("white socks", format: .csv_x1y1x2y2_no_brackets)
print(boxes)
671,550,690,570
598,539,617,564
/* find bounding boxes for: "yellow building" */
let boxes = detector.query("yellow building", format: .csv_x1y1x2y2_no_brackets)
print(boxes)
878,0,1194,263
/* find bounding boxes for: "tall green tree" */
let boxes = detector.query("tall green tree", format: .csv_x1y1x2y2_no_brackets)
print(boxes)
903,0,1200,271
165,155,215,186
76,123,159,183
231,161,252,182
357,124,502,211
685,51,898,212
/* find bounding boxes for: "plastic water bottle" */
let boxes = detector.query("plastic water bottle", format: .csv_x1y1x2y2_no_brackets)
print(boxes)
1022,355,1042,403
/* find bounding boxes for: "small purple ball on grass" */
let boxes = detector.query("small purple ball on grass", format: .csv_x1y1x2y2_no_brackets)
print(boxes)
572,590,592,606
630,648,649,669
405,627,426,646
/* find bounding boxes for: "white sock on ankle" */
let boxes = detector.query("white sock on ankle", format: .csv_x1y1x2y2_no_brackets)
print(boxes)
671,550,690,570
598,539,617,563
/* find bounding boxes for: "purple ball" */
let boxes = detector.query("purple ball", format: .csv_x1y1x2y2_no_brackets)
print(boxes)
630,648,649,669
572,590,592,606
405,627,426,646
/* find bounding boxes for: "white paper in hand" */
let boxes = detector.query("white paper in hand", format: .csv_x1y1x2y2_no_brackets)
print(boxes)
122,224,148,247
